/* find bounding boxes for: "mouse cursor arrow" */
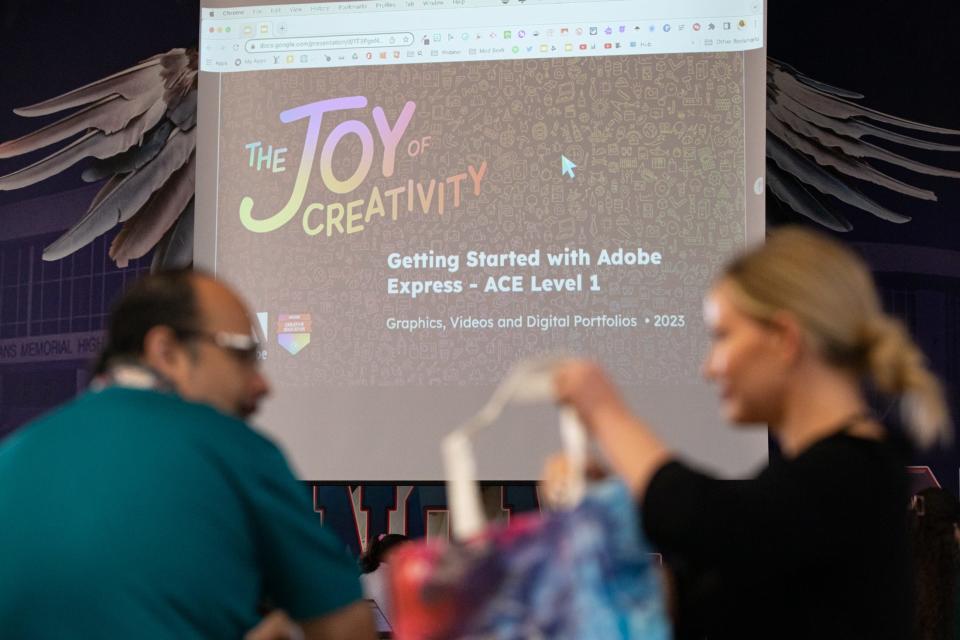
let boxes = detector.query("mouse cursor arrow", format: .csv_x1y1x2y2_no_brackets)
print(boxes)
561,154,577,179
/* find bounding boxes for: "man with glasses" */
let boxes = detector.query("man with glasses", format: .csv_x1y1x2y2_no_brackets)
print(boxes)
0,270,376,640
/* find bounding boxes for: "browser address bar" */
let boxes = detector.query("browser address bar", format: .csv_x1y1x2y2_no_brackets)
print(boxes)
246,33,415,53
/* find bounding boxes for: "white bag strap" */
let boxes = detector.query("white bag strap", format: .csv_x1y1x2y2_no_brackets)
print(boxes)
442,357,588,541
442,432,485,541
557,406,588,507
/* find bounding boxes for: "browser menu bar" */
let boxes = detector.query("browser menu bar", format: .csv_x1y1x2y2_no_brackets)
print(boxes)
201,0,763,72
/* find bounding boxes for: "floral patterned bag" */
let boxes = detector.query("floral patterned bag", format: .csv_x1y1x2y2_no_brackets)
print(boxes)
387,359,670,639
388,479,670,639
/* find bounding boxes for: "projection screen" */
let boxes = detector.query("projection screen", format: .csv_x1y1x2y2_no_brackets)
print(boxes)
196,0,768,480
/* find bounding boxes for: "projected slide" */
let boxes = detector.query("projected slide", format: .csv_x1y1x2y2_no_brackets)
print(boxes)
197,0,767,480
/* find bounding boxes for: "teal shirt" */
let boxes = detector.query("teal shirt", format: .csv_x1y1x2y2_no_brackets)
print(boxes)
0,387,362,639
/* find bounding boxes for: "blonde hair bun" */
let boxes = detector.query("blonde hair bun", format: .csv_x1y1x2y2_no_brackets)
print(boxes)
724,226,950,449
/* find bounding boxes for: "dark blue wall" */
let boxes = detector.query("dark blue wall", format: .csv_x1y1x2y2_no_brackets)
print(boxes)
0,0,957,552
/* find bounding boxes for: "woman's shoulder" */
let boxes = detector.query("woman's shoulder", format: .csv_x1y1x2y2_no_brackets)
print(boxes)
781,430,909,497
802,427,909,464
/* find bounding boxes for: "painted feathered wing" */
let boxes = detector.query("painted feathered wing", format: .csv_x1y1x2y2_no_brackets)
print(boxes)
0,48,197,269
766,58,960,230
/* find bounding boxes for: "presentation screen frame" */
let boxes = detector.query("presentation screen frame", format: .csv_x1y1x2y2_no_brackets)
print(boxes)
195,0,768,481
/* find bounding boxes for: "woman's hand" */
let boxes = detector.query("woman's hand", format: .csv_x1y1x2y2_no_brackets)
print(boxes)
553,359,631,429
553,359,671,499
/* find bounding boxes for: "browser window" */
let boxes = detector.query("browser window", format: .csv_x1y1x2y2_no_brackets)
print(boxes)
196,0,768,481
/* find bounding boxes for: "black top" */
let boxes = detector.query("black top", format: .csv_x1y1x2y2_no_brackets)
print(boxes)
643,432,910,639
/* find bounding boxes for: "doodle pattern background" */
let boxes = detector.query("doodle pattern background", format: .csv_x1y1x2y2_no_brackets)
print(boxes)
216,53,746,387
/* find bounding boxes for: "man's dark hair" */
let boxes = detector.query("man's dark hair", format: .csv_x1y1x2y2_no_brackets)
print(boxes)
93,269,203,375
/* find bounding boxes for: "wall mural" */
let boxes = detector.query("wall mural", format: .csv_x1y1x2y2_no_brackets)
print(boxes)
0,1,958,553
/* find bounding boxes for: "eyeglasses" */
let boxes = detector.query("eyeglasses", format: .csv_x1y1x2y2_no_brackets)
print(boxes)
179,330,261,365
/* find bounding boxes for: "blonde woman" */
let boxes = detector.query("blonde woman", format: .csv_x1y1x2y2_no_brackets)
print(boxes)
553,227,950,639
